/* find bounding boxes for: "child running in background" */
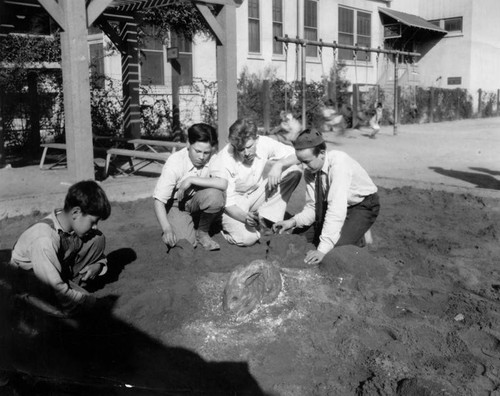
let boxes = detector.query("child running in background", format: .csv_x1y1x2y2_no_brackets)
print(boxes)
320,99,345,135
267,111,303,146
8,180,112,317
369,102,383,139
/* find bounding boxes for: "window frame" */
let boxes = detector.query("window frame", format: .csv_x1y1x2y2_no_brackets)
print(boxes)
304,0,318,58
272,0,283,55
428,16,463,34
338,6,372,62
140,25,166,85
248,0,261,54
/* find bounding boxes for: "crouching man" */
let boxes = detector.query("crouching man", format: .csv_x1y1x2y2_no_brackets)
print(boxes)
273,129,380,265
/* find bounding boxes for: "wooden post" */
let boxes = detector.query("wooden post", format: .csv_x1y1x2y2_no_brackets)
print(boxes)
327,80,336,108
497,89,500,116
429,87,435,123
301,43,307,129
393,53,398,135
120,20,141,139
170,59,181,133
262,79,270,133
60,0,94,180
352,83,359,129
0,90,5,168
0,0,5,168
27,71,41,158
215,4,238,144
477,89,482,117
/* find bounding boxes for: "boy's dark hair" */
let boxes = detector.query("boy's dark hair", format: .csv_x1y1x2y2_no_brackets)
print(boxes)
64,180,111,220
187,123,218,146
324,99,335,107
228,119,258,149
312,142,327,156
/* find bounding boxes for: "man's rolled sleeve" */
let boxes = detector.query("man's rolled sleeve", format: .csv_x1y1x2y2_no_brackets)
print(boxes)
266,137,295,160
210,154,236,207
153,157,180,204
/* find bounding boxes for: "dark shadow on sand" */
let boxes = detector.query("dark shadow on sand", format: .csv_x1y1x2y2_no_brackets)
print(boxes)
468,167,500,177
0,249,265,396
429,167,500,190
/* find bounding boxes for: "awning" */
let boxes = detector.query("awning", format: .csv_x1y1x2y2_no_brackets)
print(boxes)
379,7,447,34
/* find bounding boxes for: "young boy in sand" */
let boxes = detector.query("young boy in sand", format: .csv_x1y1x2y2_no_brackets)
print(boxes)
273,129,380,265
9,180,112,317
153,123,226,251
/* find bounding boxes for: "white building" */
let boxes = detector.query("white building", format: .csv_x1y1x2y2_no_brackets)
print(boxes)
91,0,500,119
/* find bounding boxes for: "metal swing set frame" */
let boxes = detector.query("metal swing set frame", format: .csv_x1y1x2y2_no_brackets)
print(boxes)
275,35,421,135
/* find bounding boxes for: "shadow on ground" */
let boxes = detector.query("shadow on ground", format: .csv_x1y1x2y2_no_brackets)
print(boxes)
0,249,265,396
429,166,500,190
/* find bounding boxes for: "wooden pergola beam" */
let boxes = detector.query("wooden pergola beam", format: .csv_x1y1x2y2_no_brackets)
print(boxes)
194,3,225,45
37,0,66,30
87,0,115,27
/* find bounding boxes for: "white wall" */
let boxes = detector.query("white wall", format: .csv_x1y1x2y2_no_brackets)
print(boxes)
469,0,500,96
415,0,472,90
235,0,388,86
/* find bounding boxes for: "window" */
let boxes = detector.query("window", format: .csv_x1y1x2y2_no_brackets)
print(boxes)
444,17,462,32
171,32,193,86
140,26,164,85
304,0,318,57
140,26,193,86
89,42,105,88
272,0,283,55
428,17,463,33
248,0,260,53
338,6,372,61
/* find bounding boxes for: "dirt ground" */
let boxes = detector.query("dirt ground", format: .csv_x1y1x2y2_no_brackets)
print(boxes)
1,180,500,396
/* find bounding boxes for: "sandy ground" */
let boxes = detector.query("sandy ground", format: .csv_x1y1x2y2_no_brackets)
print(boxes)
1,118,500,395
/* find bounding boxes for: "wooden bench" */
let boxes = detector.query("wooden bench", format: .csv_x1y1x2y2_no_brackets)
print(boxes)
40,143,108,170
39,143,67,169
105,148,172,176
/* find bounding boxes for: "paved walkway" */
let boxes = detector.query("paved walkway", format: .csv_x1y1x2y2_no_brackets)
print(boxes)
1,117,499,219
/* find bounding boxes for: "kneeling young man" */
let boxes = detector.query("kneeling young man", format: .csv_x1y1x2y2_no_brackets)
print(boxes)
154,123,226,251
210,118,301,246
273,129,380,265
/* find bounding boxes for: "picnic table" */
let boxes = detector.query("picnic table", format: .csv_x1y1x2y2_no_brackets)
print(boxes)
39,137,186,176
104,139,186,177
39,135,128,170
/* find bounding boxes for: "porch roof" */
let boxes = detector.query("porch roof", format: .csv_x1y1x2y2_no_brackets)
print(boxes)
378,7,447,34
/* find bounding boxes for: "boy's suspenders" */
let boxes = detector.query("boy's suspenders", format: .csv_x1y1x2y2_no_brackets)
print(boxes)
28,217,83,278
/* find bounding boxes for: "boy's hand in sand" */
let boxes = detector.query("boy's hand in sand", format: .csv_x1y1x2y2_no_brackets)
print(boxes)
304,249,325,265
272,218,296,234
162,224,177,247
79,262,104,282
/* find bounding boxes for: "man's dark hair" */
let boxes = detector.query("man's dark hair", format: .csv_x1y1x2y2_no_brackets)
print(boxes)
64,180,111,220
312,142,327,156
187,123,218,146
228,119,258,149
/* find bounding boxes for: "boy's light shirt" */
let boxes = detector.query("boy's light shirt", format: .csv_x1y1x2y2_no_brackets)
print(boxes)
210,135,294,207
153,147,217,204
293,150,377,255
10,209,106,310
